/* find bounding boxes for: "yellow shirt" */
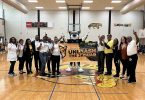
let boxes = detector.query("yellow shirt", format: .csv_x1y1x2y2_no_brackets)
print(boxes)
104,40,113,54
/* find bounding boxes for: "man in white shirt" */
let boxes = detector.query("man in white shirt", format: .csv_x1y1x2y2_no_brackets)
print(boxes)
127,31,139,83
38,36,50,76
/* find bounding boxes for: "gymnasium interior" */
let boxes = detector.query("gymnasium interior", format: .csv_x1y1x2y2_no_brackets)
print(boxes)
0,0,145,100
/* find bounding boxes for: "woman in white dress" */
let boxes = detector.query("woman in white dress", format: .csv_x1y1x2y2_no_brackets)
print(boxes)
7,37,17,76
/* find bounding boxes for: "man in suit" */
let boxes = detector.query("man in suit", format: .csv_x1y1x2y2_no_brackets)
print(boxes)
32,35,41,75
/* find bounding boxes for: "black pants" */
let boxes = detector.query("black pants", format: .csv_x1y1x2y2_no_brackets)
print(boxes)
105,53,113,74
128,54,138,82
114,55,120,75
52,55,60,75
121,59,129,76
18,57,24,71
25,57,33,73
47,56,52,73
8,61,16,74
97,51,105,73
34,51,41,72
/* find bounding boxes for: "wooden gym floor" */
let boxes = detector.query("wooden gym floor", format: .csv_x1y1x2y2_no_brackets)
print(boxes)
0,44,145,100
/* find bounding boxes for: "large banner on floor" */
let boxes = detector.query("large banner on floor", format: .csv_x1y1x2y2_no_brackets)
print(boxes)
62,42,97,62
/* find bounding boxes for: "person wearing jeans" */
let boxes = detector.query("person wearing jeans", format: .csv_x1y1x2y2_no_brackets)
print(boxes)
7,37,17,76
47,37,53,74
38,36,50,76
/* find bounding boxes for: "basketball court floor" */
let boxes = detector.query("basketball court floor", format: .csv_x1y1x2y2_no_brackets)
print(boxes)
0,44,145,100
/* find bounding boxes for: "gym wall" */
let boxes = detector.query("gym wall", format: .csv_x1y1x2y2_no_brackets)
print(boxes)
0,2,143,42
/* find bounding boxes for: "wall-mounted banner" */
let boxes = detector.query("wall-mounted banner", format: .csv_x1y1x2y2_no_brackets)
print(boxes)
26,22,47,28
114,23,131,27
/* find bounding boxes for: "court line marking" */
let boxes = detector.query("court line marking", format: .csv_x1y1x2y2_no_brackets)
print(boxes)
20,89,128,94
88,71,100,100
48,77,58,100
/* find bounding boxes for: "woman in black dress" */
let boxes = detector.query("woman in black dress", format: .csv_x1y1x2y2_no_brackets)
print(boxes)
23,39,33,74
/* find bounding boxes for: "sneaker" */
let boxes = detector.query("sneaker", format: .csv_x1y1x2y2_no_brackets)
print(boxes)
57,74,60,77
48,71,52,74
22,71,26,73
120,75,124,79
104,72,112,75
122,77,128,80
66,67,72,72
19,71,23,74
128,80,136,83
51,74,55,78
30,71,33,74
78,67,84,73
113,74,119,77
13,73,17,76
8,73,14,77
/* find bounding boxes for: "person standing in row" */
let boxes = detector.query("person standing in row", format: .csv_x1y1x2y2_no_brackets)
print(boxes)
51,37,66,77
113,38,120,77
97,35,105,74
38,36,50,76
47,37,53,74
127,31,139,83
120,36,129,79
23,39,33,74
103,34,114,75
7,37,17,76
32,35,41,75
17,39,25,74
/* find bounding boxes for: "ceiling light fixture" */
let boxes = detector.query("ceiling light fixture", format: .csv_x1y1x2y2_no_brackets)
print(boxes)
105,7,114,10
35,7,44,9
28,0,38,3
111,0,122,3
82,7,90,10
83,0,93,3
56,0,65,3
58,7,67,9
